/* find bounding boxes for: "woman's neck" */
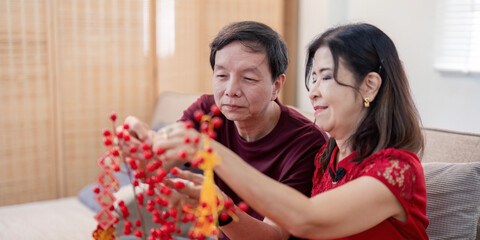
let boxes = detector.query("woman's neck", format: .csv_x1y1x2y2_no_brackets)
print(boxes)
235,102,281,142
335,137,354,164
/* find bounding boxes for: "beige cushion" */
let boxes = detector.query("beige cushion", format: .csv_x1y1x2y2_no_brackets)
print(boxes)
422,128,480,164
150,92,202,128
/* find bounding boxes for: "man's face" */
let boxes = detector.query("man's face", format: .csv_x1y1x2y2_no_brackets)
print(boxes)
212,41,279,123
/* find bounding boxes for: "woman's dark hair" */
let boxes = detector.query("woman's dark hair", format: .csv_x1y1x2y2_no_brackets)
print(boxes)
209,21,288,82
305,23,424,170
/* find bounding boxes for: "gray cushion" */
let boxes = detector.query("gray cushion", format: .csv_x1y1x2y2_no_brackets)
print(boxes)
423,162,480,240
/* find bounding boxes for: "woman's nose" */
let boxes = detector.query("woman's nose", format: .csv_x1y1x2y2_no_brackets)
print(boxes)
308,83,320,101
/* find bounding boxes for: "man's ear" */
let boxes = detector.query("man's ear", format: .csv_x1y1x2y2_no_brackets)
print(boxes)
360,72,382,102
271,74,286,101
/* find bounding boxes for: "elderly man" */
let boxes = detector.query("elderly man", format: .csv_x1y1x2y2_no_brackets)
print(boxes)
122,21,327,240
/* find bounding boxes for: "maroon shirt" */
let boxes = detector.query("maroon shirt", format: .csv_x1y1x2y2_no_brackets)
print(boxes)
180,95,327,232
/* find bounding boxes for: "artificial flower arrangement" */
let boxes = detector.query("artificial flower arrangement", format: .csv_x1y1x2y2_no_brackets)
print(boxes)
92,105,247,240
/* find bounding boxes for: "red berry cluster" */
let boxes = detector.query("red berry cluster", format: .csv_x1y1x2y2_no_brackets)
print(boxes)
94,106,248,240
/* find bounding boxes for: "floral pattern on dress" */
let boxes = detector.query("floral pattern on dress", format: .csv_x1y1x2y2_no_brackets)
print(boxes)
311,147,417,202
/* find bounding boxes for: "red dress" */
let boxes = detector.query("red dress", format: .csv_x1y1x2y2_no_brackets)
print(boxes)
310,146,429,240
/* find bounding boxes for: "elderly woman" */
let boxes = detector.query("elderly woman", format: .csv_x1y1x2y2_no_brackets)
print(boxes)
157,23,428,240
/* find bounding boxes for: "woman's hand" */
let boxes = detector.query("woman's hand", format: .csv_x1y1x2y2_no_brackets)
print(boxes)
160,168,204,209
152,122,203,170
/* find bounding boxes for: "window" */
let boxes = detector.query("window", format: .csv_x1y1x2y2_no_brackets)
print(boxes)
435,0,480,73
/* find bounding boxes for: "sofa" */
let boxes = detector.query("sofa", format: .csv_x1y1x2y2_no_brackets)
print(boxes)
0,91,478,240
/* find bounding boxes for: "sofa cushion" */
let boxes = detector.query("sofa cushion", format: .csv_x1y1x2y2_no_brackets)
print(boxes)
423,162,480,240
422,128,480,164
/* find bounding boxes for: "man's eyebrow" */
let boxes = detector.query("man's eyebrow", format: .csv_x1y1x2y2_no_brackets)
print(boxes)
214,64,227,70
242,66,262,74
214,65,262,74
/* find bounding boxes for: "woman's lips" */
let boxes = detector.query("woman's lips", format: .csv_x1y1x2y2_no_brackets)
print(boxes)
314,106,327,115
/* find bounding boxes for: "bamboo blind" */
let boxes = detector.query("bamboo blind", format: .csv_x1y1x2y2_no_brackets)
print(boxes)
0,0,56,206
0,0,155,206
55,0,155,197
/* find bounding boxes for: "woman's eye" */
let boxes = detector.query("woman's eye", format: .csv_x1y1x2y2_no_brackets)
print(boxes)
322,76,332,80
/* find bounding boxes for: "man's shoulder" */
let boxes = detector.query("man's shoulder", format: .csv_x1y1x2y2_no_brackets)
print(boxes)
279,104,326,138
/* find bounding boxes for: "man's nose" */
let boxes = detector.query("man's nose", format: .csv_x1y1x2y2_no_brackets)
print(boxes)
225,77,241,97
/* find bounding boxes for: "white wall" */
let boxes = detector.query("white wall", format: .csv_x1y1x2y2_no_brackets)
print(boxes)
296,0,480,134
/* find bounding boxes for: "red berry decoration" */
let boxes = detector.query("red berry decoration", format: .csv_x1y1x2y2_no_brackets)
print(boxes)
144,150,153,160
223,198,233,209
178,150,187,159
102,129,111,137
109,113,117,121
124,220,132,229
129,145,137,153
207,131,217,139
210,105,221,115
174,181,186,190
156,147,165,155
146,188,155,196
184,120,194,129
170,167,179,175
135,219,141,227
134,229,142,238
116,130,124,138
194,110,204,122
123,123,130,130
141,142,150,151
212,117,223,129
192,157,204,167
237,202,249,212
219,212,230,221
160,186,172,196
200,122,209,132
103,138,112,146
111,149,119,156
113,164,120,172
93,186,100,194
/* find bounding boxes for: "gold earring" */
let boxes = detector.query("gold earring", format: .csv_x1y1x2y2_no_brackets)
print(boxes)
364,97,370,108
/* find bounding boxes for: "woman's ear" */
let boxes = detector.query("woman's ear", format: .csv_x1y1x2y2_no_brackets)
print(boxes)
361,72,382,102
271,74,286,101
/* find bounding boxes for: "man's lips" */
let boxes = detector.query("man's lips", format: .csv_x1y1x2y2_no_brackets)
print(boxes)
222,104,244,110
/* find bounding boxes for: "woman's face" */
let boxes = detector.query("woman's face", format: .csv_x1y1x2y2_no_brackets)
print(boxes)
308,46,366,140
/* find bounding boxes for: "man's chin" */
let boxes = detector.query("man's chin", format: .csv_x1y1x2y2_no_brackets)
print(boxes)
222,112,247,122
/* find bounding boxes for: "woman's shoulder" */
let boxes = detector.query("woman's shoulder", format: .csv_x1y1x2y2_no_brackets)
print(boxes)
366,148,420,166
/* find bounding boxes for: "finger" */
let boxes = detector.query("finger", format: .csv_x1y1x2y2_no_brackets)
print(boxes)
168,178,201,199
124,116,151,142
177,169,204,185
181,197,199,208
